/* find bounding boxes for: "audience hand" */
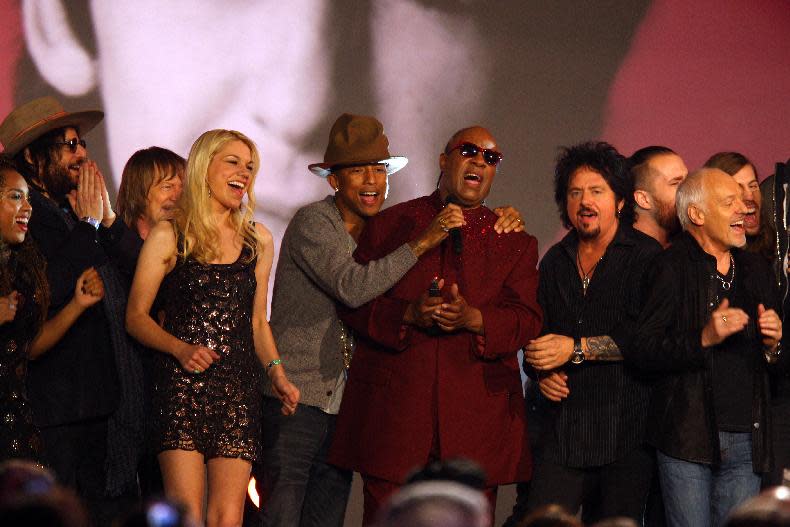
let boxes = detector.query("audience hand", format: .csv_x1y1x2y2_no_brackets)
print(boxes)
0,291,20,325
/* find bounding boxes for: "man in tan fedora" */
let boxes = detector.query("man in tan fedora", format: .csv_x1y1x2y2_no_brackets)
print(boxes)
0,96,143,524
259,114,523,526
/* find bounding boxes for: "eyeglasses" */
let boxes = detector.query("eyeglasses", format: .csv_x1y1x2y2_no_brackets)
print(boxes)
447,142,503,166
54,138,87,153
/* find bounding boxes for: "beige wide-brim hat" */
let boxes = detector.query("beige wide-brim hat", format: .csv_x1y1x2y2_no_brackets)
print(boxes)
0,96,104,155
308,113,408,178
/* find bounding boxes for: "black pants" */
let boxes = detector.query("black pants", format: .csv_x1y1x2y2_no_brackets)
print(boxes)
766,396,790,486
525,445,654,523
40,418,134,526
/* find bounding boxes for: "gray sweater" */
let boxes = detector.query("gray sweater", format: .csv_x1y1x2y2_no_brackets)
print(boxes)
264,196,417,408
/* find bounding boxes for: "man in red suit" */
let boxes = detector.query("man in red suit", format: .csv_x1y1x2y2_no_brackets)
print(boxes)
329,125,542,524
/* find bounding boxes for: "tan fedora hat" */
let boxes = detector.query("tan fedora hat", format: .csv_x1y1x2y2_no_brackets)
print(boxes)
308,113,407,178
0,96,104,155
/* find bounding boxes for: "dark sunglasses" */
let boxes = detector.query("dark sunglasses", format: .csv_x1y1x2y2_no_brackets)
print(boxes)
447,142,503,166
54,138,87,153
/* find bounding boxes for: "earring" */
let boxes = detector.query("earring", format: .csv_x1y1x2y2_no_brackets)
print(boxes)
208,187,212,197
334,187,339,192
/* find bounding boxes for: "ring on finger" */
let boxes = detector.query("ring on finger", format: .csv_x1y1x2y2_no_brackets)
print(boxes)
193,368,202,374
722,314,728,324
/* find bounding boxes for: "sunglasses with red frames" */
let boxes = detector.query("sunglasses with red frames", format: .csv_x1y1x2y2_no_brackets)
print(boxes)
54,138,87,153
447,142,503,166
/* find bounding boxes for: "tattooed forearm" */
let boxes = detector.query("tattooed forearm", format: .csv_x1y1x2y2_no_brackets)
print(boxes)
585,336,623,361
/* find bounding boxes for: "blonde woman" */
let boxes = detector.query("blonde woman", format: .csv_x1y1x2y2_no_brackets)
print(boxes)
126,130,299,526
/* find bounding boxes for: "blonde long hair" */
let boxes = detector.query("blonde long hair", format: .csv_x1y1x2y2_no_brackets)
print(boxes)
177,129,261,264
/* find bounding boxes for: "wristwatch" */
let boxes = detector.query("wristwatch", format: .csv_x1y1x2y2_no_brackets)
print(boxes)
570,337,585,365
80,216,100,230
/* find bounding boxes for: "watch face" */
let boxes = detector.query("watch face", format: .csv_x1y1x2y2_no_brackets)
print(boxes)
571,353,583,365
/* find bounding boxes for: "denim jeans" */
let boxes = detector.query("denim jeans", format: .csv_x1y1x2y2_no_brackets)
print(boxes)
260,397,352,527
657,431,761,527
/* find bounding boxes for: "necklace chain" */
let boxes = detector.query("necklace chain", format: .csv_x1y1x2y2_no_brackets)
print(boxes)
716,254,735,291
577,250,602,296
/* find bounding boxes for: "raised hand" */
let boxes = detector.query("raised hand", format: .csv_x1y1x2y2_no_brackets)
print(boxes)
97,170,117,227
67,161,103,220
701,298,749,347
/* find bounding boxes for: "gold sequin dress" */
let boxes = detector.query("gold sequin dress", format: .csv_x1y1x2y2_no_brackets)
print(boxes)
151,248,262,461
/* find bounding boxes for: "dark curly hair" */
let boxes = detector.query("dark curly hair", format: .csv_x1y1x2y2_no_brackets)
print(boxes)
553,141,633,229
0,155,50,328
11,128,72,189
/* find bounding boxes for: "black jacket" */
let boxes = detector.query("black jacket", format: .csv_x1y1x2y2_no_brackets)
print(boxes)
26,187,122,426
532,224,662,468
629,231,779,472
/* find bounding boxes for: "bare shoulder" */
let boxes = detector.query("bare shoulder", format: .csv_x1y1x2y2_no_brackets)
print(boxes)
253,221,273,242
145,221,177,252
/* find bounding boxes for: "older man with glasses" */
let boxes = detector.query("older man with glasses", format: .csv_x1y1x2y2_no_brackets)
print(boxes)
328,125,542,525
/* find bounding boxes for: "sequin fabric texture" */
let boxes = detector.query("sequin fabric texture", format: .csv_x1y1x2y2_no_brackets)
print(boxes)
0,265,42,462
151,248,262,461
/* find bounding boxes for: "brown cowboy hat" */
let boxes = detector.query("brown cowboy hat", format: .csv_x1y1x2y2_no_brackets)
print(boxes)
309,113,407,177
0,96,104,155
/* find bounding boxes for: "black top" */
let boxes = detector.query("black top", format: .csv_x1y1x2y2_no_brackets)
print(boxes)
0,248,44,461
710,271,753,431
531,224,662,468
630,231,780,470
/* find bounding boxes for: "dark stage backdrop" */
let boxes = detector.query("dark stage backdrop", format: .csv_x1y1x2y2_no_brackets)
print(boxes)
2,0,789,523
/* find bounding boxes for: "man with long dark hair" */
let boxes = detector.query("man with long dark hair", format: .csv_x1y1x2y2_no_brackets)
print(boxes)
0,96,142,525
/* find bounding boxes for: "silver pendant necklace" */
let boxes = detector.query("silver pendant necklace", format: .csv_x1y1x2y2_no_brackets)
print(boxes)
577,251,602,296
716,254,735,291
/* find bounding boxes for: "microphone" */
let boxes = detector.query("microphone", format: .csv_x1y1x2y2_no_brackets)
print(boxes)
444,195,462,254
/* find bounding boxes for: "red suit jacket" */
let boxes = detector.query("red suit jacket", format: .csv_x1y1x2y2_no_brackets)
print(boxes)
328,191,542,485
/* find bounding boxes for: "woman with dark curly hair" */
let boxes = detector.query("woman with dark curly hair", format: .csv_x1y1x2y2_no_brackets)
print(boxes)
0,155,105,463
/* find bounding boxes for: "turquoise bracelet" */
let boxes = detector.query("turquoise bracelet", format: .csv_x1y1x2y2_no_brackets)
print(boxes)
267,359,282,370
